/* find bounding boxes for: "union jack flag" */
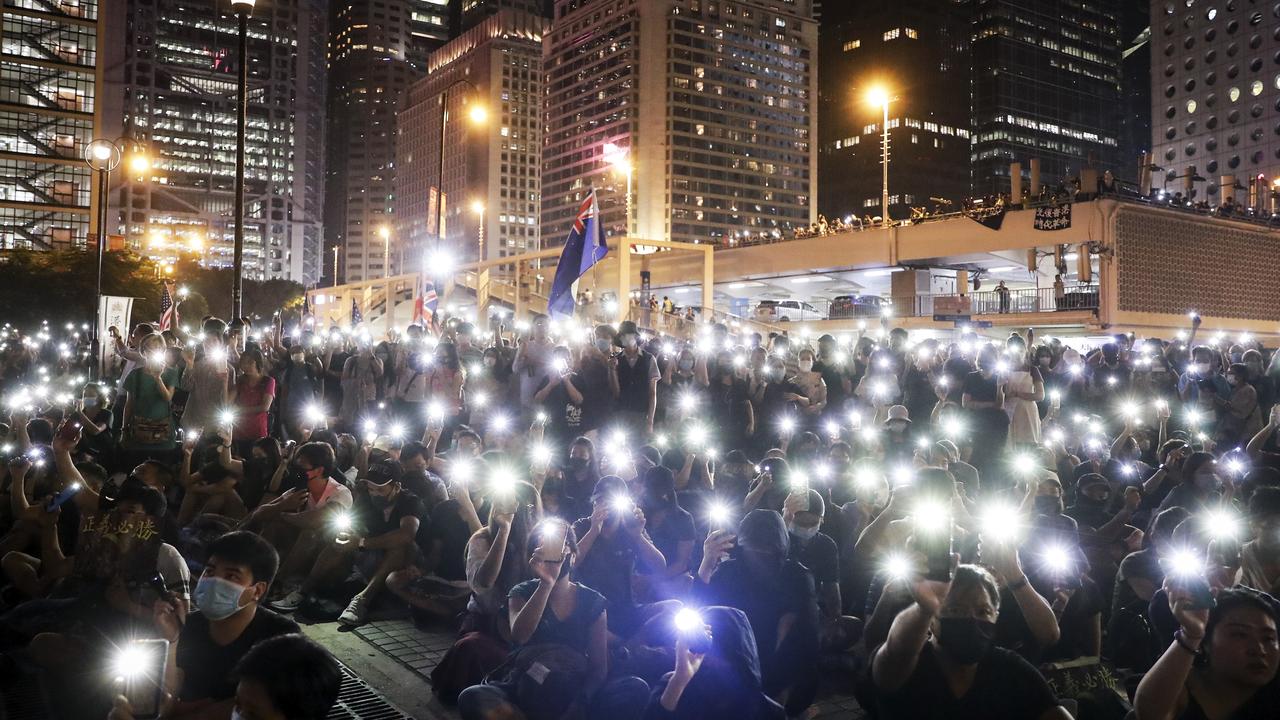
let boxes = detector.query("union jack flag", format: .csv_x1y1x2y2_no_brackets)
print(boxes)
350,298,363,325
413,278,439,328
158,282,176,332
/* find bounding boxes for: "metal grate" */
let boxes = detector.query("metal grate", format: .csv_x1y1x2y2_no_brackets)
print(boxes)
328,660,410,720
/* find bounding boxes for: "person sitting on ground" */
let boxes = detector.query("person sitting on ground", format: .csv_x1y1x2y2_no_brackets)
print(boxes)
1133,586,1280,719
247,441,352,598
271,469,423,627
572,475,675,640
109,530,298,719
870,563,1073,719
643,605,785,720
696,508,820,716
456,519,650,720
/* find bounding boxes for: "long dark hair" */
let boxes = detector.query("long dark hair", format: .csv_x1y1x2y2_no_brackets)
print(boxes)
434,341,461,371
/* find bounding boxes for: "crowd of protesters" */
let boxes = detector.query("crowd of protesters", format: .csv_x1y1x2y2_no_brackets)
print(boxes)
0,304,1277,720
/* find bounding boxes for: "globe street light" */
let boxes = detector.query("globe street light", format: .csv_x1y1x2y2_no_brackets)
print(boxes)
866,85,894,228
85,138,122,380
230,0,255,320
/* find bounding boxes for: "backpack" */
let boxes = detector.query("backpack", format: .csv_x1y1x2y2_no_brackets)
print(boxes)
484,644,589,720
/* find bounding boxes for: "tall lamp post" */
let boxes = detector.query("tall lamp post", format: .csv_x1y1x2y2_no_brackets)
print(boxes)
470,200,486,263
378,224,392,279
603,142,633,236
431,79,488,255
85,139,121,380
867,86,894,228
230,0,255,320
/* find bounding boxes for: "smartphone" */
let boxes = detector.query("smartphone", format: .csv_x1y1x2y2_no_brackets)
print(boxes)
117,638,170,720
45,483,81,512
535,522,568,563
920,527,953,583
56,420,81,444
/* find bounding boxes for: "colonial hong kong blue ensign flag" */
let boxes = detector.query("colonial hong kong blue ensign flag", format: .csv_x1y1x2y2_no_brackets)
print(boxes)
547,189,608,318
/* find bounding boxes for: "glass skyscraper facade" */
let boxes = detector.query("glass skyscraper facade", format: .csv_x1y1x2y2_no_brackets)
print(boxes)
325,0,450,284
396,8,545,272
542,0,816,248
969,0,1123,195
1,0,99,250
818,0,970,221
104,0,328,284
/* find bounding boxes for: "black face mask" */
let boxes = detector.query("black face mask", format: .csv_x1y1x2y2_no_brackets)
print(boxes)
1034,495,1064,516
937,617,996,665
567,457,589,472
1078,492,1109,507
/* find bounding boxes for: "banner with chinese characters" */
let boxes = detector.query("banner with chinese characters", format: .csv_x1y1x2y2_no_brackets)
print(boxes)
72,507,162,586
97,295,134,378
1034,204,1073,231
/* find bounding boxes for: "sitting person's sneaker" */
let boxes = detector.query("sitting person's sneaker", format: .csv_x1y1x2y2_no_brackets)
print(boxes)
269,589,307,613
337,592,371,627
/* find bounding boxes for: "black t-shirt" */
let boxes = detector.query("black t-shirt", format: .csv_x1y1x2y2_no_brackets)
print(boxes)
176,607,299,702
698,558,817,662
874,643,1059,720
426,500,472,582
644,506,696,573
570,518,642,617
789,532,838,586
576,356,613,432
962,371,999,402
352,485,426,545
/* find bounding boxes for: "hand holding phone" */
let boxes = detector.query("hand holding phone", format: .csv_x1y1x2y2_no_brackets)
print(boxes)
113,638,170,720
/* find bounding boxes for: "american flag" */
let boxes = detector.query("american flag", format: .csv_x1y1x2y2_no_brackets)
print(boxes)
350,298,363,325
413,278,439,327
158,282,176,331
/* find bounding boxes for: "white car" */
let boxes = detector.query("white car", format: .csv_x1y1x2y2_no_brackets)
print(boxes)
754,299,820,323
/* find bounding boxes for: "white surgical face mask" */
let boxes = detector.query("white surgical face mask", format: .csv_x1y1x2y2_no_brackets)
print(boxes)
799,360,814,373
789,524,819,541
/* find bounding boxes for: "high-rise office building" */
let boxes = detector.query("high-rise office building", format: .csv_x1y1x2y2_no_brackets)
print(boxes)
461,0,541,31
1149,0,1279,205
542,0,817,249
325,0,450,284
1,0,101,251
1118,3,1151,182
817,0,970,222
970,0,1123,195
102,0,328,284
396,8,545,273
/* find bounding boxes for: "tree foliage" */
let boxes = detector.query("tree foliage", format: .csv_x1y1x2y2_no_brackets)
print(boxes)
0,251,304,330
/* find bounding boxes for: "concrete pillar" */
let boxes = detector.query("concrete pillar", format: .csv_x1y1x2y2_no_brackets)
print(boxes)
1010,162,1023,205
1184,166,1196,197
1139,151,1153,197
701,247,714,316
1077,245,1092,283
616,238,631,324
1029,158,1042,197
1080,167,1098,197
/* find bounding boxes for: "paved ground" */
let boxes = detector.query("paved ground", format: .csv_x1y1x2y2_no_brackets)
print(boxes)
303,608,869,720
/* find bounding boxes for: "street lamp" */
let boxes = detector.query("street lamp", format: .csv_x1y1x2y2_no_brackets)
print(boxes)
866,85,894,228
431,80,488,255
85,138,122,380
230,0,255,320
603,142,633,236
378,224,392,278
